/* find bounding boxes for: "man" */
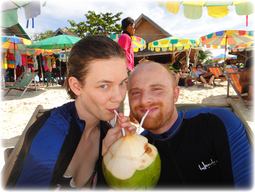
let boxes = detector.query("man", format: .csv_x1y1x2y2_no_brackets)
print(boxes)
195,64,215,88
239,57,254,100
118,17,135,75
128,61,252,189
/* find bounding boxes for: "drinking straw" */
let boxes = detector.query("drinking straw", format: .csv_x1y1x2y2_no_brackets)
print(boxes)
137,110,150,134
114,110,125,136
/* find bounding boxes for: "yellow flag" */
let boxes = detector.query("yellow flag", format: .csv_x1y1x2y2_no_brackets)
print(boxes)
165,1,180,14
207,6,229,18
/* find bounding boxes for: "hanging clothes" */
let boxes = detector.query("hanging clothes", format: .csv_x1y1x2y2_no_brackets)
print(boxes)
51,57,56,69
2,52,8,69
42,56,48,72
27,56,34,72
7,50,15,69
15,53,22,67
16,65,22,78
21,54,27,66
32,55,38,70
46,55,52,72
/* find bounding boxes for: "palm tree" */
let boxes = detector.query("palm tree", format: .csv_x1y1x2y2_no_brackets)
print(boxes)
197,50,213,64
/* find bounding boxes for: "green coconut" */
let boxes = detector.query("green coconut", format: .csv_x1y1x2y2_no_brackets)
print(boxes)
102,134,161,190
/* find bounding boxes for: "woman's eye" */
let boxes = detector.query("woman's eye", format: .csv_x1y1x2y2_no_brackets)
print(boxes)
120,82,125,86
100,85,107,89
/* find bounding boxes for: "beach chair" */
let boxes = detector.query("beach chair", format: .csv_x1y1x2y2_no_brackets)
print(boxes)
190,67,215,87
1,105,50,188
4,72,38,98
208,67,227,84
226,72,250,108
225,68,236,73
45,71,55,86
0,70,9,89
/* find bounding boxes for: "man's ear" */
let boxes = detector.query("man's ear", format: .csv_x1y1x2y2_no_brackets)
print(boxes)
173,86,180,103
69,77,82,96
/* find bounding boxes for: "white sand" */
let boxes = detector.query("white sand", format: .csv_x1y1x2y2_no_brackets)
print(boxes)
1,80,254,171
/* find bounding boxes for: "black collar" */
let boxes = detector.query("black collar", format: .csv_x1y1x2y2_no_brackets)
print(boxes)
123,30,131,37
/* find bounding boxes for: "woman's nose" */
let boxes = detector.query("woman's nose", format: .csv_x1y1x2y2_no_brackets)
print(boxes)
111,87,125,103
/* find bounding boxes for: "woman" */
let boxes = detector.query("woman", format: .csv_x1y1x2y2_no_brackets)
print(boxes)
5,35,136,190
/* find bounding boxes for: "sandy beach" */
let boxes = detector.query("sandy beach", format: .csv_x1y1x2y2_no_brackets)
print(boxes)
1,79,254,171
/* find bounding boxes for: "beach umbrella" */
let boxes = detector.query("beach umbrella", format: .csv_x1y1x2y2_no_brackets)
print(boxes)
108,34,146,52
27,35,81,83
148,36,199,64
157,1,253,26
1,1,46,28
209,54,237,62
200,30,253,70
1,36,36,80
1,36,35,54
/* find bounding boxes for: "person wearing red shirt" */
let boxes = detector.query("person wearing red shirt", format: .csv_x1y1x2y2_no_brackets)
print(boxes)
118,17,135,75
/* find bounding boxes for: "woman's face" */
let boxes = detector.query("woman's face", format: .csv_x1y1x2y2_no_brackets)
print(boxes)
76,57,128,122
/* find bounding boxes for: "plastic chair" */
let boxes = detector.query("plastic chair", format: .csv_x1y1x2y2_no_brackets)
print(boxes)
45,72,55,86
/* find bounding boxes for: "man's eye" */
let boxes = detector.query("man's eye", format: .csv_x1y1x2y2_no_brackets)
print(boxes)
131,91,140,95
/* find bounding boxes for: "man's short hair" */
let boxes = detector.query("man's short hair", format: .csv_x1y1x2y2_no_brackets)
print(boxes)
245,57,254,69
121,17,134,30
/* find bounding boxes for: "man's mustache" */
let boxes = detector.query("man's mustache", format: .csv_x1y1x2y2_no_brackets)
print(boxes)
134,102,163,111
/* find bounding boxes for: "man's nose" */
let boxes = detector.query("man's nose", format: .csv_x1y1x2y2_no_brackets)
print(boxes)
140,90,153,106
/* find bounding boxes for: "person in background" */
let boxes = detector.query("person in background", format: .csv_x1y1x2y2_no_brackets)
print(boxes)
4,35,136,190
179,65,193,87
195,64,215,88
239,57,254,100
118,17,137,124
118,17,135,76
169,60,182,85
128,61,253,189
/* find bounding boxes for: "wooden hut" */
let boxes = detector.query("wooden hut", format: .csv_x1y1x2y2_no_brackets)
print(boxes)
134,14,199,67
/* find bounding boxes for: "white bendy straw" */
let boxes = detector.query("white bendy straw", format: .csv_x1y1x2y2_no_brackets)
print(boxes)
137,109,150,135
114,110,125,136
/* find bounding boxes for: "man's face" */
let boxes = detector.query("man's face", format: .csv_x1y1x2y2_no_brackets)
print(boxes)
128,63,180,133
197,65,203,71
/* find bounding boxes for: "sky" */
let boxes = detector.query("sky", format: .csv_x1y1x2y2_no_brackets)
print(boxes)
14,0,255,56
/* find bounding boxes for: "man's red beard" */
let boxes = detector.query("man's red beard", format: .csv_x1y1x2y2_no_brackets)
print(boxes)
132,102,166,131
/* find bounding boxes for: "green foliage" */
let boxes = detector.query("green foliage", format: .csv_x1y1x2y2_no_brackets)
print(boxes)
198,49,213,64
31,30,54,41
65,11,123,37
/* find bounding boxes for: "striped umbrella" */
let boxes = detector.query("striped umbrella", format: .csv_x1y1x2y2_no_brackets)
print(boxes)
108,34,146,52
209,54,237,62
148,36,199,52
158,1,253,26
148,36,199,64
200,30,253,69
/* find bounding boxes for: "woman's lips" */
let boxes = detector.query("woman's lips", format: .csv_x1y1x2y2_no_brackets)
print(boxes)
108,108,119,113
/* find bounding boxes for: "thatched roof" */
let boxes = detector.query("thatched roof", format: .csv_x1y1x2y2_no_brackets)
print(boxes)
52,27,80,37
1,23,31,40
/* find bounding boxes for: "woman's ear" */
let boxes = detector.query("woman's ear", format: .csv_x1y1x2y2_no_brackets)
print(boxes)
69,77,82,96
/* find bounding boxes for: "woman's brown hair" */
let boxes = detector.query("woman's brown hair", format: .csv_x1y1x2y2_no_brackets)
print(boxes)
65,35,126,99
